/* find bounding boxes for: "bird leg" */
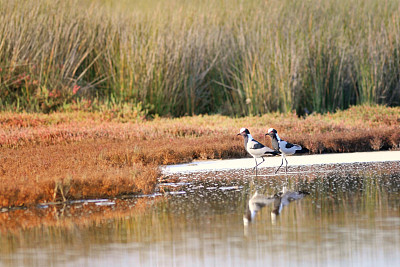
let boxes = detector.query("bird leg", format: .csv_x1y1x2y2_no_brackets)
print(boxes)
253,157,265,176
284,156,288,173
275,155,284,174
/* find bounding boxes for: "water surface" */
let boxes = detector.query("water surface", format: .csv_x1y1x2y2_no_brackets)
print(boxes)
1,162,399,267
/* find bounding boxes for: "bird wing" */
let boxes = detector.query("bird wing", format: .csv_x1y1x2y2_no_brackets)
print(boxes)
262,146,278,154
279,140,302,153
285,142,296,149
281,191,307,205
248,139,265,149
248,193,275,212
247,139,278,157
251,193,275,205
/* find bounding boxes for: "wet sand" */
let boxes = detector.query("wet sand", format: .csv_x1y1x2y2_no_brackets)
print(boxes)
162,150,400,174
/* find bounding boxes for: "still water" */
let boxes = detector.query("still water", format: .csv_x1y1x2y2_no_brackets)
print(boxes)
1,162,399,267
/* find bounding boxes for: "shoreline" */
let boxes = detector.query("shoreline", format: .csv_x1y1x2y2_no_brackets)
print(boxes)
162,150,400,174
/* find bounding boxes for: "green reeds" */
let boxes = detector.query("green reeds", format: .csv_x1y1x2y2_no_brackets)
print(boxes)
0,0,399,116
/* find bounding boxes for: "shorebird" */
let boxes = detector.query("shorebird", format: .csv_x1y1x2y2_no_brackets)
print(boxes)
243,187,310,224
243,192,275,225
266,128,308,173
237,128,279,175
271,187,310,216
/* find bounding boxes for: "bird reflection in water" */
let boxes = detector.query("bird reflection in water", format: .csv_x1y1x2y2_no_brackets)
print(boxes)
243,187,309,225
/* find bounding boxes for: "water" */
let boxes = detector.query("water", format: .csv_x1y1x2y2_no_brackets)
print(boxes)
1,162,399,267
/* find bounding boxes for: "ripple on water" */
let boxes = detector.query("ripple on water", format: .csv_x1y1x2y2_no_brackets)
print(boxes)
1,161,399,267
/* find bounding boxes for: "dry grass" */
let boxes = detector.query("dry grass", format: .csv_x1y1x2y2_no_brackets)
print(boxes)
0,141,160,207
0,105,399,207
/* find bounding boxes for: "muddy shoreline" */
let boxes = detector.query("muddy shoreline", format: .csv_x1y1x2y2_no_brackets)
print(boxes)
162,150,400,174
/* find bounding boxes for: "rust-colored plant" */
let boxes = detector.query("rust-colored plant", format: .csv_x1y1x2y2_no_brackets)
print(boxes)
0,105,399,208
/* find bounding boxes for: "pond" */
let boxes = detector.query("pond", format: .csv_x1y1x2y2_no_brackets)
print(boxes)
1,161,399,267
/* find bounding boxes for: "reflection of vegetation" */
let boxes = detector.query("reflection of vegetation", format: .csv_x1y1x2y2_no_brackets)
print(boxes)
294,164,400,221
0,197,163,247
1,163,399,266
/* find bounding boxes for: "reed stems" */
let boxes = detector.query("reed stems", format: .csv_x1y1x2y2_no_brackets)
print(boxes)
0,0,399,116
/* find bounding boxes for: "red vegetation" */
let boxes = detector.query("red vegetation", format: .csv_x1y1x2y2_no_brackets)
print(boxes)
0,105,399,207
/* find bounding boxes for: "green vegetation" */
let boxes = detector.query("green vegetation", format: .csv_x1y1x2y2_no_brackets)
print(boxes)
1,0,399,116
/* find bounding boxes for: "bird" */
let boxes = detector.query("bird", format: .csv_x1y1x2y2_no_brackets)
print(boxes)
237,128,279,175
271,187,310,216
243,187,310,225
266,128,308,174
243,192,275,225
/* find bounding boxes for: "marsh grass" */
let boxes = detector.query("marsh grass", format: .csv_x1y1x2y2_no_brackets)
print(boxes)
0,141,160,207
1,0,400,116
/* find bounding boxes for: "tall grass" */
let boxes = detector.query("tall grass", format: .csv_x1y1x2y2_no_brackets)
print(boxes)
0,0,399,116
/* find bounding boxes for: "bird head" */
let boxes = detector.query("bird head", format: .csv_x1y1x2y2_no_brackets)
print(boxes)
237,128,250,137
265,128,277,137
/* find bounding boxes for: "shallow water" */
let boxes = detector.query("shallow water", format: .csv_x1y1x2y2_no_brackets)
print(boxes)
1,162,400,267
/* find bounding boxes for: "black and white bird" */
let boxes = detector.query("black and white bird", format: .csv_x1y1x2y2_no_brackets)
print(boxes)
271,187,310,216
266,128,308,174
243,187,310,224
243,192,275,225
237,128,279,175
